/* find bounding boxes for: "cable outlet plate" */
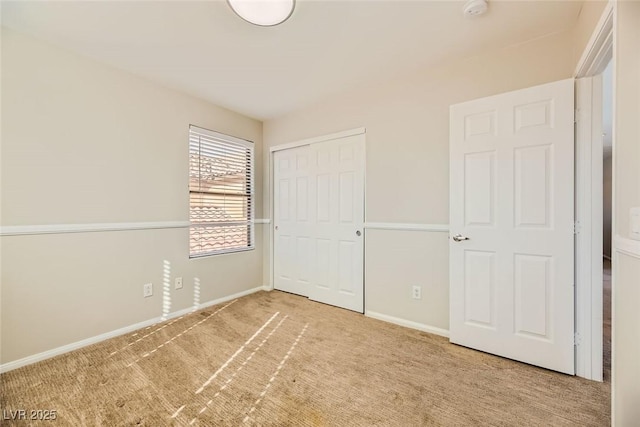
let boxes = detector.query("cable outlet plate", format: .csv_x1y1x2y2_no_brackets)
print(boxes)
175,277,183,290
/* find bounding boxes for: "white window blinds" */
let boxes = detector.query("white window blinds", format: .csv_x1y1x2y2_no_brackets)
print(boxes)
189,125,254,257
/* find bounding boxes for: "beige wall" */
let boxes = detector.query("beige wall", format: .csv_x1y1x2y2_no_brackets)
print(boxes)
613,3,640,240
573,1,607,68
263,30,577,330
0,28,265,364
612,1,640,424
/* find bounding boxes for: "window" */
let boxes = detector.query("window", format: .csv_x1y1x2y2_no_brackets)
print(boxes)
189,125,254,257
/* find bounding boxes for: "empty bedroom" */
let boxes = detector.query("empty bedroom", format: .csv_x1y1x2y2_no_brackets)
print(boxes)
1,0,639,425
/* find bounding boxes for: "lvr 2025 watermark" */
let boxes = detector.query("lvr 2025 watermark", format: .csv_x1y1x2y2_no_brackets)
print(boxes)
2,409,57,421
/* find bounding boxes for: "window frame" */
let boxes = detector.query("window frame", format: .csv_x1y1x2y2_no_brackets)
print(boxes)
188,125,255,259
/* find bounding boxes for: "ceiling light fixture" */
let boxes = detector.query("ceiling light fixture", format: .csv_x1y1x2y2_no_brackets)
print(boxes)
227,0,295,27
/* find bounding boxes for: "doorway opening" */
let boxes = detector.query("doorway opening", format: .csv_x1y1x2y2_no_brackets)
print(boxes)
601,59,612,382
573,1,613,382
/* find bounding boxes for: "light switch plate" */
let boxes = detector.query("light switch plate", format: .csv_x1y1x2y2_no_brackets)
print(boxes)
631,207,640,241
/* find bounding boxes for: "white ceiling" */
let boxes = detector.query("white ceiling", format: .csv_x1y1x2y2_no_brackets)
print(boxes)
1,0,584,120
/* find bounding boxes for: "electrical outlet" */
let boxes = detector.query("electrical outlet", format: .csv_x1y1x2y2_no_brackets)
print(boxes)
143,283,153,298
175,277,183,290
412,285,422,300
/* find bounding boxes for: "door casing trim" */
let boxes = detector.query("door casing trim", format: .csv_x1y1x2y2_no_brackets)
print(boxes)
574,0,614,382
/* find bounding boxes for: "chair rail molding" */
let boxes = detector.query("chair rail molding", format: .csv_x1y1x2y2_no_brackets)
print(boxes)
0,221,190,236
364,222,449,232
615,235,640,259
1,219,272,237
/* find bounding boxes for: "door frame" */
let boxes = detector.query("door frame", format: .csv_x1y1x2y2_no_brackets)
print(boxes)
574,0,614,381
266,127,367,294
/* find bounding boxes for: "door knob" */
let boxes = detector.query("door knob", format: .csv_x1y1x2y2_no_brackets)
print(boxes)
452,234,469,242
356,230,362,236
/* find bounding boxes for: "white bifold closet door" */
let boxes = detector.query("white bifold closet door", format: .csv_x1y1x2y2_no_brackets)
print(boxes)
273,134,365,313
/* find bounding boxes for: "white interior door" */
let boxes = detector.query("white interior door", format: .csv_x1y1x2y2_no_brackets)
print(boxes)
449,79,575,374
308,134,365,313
273,146,312,297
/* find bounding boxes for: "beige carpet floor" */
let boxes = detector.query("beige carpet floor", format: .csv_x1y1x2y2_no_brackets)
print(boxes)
1,290,610,426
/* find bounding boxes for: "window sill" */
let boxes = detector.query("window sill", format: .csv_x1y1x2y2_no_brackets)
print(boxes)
189,246,255,259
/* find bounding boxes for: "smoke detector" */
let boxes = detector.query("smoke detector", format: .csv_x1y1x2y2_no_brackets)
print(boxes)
463,0,488,17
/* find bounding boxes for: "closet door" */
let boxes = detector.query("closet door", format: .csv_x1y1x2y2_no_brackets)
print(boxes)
273,145,312,297
308,134,365,313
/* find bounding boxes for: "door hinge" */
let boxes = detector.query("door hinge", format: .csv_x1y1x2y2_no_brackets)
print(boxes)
574,332,582,346
574,108,580,123
573,221,581,234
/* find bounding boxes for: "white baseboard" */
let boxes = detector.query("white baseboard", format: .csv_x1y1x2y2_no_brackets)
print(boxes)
365,311,450,338
0,286,264,374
